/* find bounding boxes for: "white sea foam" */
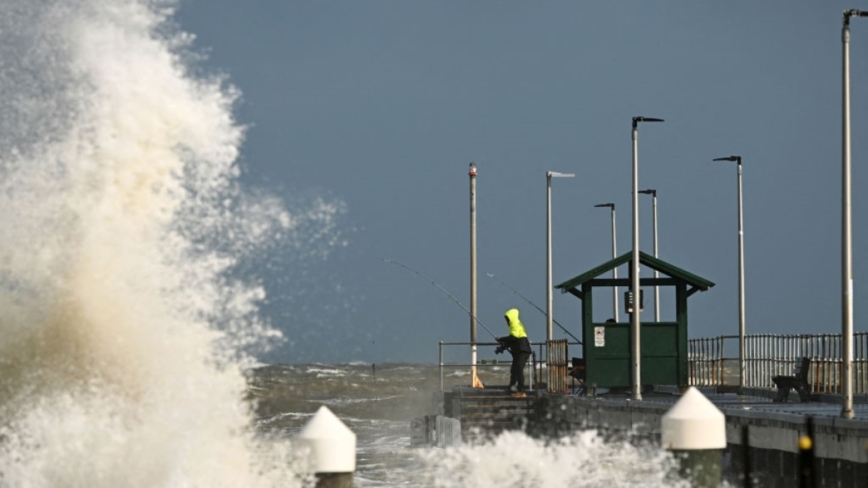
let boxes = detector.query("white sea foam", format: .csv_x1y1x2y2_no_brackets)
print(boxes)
306,367,348,377
317,395,402,406
416,430,688,488
256,411,315,426
0,1,341,486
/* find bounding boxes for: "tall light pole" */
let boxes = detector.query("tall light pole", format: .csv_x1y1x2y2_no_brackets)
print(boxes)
595,203,619,322
841,9,866,419
469,162,483,388
631,116,663,401
547,171,575,344
638,189,660,322
712,156,746,393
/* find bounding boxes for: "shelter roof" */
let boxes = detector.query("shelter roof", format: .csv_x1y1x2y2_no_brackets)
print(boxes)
555,251,715,293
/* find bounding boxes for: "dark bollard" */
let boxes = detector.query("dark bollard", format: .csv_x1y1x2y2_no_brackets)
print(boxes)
798,416,816,488
314,472,353,488
741,425,752,488
661,387,726,487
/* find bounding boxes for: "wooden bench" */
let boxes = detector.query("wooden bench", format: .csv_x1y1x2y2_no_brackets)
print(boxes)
772,357,811,403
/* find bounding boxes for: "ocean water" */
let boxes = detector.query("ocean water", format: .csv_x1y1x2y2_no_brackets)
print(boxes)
0,1,686,486
250,363,688,488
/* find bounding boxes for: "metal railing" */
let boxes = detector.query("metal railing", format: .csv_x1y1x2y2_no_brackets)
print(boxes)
438,341,536,392
688,332,868,395
438,340,579,393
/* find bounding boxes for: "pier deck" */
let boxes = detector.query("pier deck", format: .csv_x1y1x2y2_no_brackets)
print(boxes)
543,390,868,486
596,387,868,420
426,385,868,486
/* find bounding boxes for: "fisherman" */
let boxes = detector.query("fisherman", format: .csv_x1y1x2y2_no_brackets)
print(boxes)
495,308,532,398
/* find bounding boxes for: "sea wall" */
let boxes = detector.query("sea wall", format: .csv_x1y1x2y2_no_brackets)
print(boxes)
529,395,868,487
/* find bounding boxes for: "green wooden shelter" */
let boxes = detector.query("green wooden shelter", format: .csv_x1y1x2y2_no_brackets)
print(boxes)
555,251,714,389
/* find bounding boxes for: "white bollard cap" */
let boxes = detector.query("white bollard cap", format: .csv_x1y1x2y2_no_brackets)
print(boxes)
661,387,726,450
296,406,357,473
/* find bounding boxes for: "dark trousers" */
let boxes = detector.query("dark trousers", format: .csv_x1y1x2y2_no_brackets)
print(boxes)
509,352,530,391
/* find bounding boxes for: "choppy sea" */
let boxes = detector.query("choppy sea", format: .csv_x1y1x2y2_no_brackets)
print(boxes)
249,363,688,487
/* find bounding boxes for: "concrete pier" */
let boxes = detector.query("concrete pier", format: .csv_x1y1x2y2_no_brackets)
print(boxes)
535,391,868,486
424,386,868,486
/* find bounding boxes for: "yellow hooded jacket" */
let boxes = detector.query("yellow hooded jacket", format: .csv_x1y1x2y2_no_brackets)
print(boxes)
504,308,527,338
501,308,532,354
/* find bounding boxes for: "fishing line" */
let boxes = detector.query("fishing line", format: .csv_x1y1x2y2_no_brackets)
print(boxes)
486,272,582,344
383,258,499,340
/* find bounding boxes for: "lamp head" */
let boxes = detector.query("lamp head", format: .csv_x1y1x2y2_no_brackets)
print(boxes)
713,155,742,164
469,162,477,176
638,189,657,197
594,203,615,209
845,9,868,23
632,116,665,128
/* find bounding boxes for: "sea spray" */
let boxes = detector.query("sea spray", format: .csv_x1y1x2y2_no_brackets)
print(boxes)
250,364,701,487
416,429,689,488
0,0,338,485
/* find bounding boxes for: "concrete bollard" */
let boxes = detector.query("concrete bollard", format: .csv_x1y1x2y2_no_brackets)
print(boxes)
296,406,356,488
661,387,727,487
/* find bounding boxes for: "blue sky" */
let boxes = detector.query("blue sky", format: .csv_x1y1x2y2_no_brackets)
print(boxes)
176,1,868,364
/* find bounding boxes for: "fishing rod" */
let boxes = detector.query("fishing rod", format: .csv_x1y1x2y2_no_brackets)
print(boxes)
383,258,499,340
485,272,582,344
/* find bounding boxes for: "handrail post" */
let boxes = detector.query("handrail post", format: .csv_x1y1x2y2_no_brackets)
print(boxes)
746,335,751,388
529,347,535,392
439,341,444,393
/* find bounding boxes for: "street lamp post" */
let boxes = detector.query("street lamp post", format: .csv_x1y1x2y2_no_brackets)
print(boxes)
712,156,746,393
595,203,619,322
841,9,866,419
631,116,663,401
469,162,483,388
547,171,575,344
638,189,660,322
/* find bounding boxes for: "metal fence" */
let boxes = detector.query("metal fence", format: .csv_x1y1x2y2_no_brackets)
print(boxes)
438,341,535,392
438,340,579,393
688,332,868,395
